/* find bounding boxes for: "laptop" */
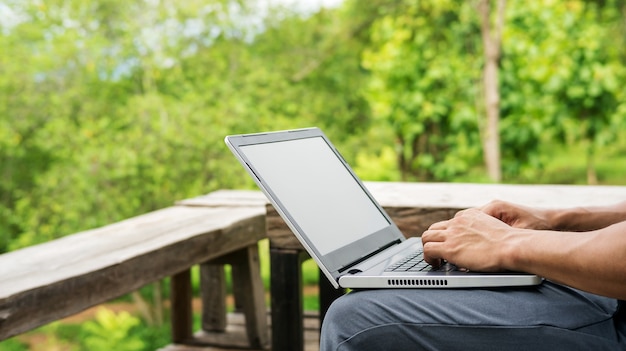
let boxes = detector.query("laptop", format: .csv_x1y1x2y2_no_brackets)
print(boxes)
225,127,542,289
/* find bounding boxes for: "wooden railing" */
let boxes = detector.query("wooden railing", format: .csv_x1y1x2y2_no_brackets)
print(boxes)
1,182,626,351
0,194,270,350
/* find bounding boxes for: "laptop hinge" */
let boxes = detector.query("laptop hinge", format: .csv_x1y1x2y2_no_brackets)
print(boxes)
337,239,402,273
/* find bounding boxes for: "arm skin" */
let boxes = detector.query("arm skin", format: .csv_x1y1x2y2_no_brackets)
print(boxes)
481,200,626,232
422,200,626,300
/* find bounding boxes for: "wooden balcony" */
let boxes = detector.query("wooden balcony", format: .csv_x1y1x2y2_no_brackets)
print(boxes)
2,182,625,351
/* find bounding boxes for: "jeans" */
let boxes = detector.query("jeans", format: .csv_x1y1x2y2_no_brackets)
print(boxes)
320,281,624,351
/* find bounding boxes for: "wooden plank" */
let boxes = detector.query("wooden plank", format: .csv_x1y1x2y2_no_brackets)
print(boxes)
177,182,626,211
200,263,227,332
0,206,266,341
230,245,269,349
171,269,193,343
176,190,268,208
0,206,265,297
363,181,626,209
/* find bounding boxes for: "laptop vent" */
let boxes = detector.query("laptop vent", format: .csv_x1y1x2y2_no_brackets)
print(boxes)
387,279,448,287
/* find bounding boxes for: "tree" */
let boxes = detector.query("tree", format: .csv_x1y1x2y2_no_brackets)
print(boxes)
501,0,626,183
477,0,506,182
362,0,483,181
550,1,625,184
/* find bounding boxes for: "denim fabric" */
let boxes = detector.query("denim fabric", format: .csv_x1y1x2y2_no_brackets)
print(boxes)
617,300,626,344
320,282,623,351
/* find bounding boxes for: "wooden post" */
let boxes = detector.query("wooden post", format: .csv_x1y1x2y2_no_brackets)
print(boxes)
231,245,269,349
170,269,193,344
200,263,227,332
270,248,305,351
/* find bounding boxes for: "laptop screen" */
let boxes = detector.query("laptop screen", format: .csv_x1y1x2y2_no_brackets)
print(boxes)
233,131,402,274
239,135,396,270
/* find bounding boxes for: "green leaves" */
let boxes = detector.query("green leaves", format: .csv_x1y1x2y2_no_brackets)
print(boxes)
83,308,145,351
501,0,625,183
1,0,626,252
362,0,481,181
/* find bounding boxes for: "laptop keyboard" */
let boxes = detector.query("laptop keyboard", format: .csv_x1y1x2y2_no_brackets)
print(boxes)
384,249,458,272
385,249,432,272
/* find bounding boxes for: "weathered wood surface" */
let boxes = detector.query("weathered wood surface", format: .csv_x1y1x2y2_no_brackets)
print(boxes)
364,181,626,208
177,189,268,208
181,181,626,211
0,205,265,341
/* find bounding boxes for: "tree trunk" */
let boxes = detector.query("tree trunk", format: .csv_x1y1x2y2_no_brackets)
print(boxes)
478,0,506,182
587,143,598,185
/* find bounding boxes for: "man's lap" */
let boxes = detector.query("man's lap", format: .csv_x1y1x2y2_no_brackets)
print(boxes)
320,281,623,351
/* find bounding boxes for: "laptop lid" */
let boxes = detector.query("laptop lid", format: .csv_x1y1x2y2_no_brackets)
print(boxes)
225,127,406,283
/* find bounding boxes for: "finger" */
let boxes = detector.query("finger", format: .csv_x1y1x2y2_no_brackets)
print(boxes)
427,220,448,230
421,229,446,244
453,209,470,218
478,200,502,213
454,208,480,218
479,200,510,221
422,241,444,268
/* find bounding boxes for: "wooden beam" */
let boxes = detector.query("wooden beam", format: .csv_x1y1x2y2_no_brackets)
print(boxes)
230,245,269,349
200,263,227,332
171,269,193,343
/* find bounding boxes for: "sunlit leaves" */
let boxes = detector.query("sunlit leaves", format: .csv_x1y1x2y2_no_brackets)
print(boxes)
1,0,626,253
502,0,625,182
363,0,625,182
362,0,481,181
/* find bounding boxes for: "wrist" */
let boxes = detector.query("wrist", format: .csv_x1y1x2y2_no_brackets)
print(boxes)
500,228,531,272
546,207,600,231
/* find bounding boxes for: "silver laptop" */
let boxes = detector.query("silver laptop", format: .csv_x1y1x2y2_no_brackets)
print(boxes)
225,127,542,289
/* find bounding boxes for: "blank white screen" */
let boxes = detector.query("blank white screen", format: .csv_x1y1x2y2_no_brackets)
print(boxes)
240,137,389,255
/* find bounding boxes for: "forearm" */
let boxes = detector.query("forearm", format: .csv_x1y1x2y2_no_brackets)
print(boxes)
504,221,626,299
546,201,626,231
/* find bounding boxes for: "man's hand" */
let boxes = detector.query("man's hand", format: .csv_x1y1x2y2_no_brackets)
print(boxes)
422,208,519,272
424,200,626,299
480,200,553,230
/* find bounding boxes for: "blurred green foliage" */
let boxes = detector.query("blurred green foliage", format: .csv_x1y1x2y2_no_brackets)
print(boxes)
4,310,171,351
0,0,625,256
83,308,145,351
